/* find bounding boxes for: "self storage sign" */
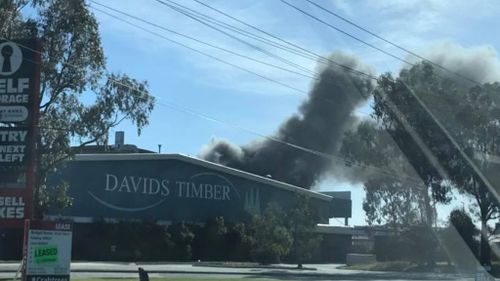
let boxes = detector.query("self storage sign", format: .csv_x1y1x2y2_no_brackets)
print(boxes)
0,39,38,167
0,188,30,220
0,127,30,164
0,38,40,227
0,194,25,219
24,221,72,281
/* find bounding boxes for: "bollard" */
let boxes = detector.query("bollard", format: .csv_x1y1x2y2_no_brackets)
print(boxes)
138,267,149,281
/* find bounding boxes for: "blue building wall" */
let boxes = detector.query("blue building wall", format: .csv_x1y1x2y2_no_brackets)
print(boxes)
47,154,337,223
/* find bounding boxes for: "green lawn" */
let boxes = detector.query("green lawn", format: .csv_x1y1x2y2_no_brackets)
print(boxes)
2,279,280,281
72,279,280,281
343,261,458,273
343,261,416,272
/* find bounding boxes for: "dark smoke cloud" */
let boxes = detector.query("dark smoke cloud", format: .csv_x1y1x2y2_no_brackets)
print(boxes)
416,42,500,84
199,52,375,189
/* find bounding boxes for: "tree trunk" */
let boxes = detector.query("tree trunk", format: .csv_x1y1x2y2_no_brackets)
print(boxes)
421,188,436,267
480,218,491,267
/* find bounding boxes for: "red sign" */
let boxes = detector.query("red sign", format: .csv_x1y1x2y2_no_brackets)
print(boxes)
0,38,41,228
0,188,32,221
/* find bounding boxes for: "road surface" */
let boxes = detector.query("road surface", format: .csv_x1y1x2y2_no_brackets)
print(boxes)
0,261,478,280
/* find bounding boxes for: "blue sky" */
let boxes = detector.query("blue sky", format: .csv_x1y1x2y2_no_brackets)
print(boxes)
86,0,500,226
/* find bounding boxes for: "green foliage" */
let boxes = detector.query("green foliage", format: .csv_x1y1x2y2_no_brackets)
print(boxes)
341,121,433,227
224,222,253,261
70,219,257,262
373,225,439,266
401,224,439,266
165,222,195,261
374,63,500,265
287,195,322,265
193,217,227,261
248,203,293,264
72,220,170,261
363,178,424,227
449,209,479,249
440,209,479,268
372,68,455,219
342,61,500,265
1,0,156,215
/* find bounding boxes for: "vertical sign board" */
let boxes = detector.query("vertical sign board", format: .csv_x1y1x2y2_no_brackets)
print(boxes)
0,39,40,227
24,221,73,281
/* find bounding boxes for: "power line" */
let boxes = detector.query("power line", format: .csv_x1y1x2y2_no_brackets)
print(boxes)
193,0,333,67
279,0,416,68
90,2,375,118
4,2,458,123
191,0,476,123
90,7,309,95
183,0,320,61
156,0,321,62
89,1,461,187
276,0,479,113
173,0,378,80
101,2,489,192
1,37,424,186
147,0,381,117
190,0,469,116
11,4,452,189
155,0,317,76
89,1,316,80
302,0,482,85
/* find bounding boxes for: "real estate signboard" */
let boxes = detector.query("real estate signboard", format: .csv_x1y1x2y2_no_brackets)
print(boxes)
23,220,73,281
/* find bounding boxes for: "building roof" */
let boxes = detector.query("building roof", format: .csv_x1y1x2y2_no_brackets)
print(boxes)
71,144,154,154
73,153,333,201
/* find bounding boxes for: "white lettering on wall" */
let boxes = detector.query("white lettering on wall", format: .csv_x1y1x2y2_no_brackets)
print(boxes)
104,174,171,197
105,174,118,191
100,174,233,202
174,181,231,201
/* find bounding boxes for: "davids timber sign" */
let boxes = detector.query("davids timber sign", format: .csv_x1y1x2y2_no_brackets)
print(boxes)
47,155,336,224
89,172,237,212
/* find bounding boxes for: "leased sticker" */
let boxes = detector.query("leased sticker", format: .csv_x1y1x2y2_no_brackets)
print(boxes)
34,245,58,264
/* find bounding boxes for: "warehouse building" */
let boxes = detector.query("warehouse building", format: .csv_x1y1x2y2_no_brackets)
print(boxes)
1,133,354,262
46,153,351,225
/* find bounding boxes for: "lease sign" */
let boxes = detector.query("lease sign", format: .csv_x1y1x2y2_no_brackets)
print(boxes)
24,221,73,281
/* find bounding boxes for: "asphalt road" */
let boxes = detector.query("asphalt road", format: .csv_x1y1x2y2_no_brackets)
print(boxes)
0,262,479,281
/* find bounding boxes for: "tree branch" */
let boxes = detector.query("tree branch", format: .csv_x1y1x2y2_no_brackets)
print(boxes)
40,34,75,112
40,126,111,177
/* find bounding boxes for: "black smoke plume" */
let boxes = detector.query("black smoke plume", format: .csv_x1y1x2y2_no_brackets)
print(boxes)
200,52,374,189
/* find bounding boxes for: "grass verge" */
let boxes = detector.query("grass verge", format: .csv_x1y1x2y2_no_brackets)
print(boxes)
343,261,415,272
3,279,281,281
343,261,462,273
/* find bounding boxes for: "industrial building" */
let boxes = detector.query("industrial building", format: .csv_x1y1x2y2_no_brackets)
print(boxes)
1,133,354,262
46,153,351,225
